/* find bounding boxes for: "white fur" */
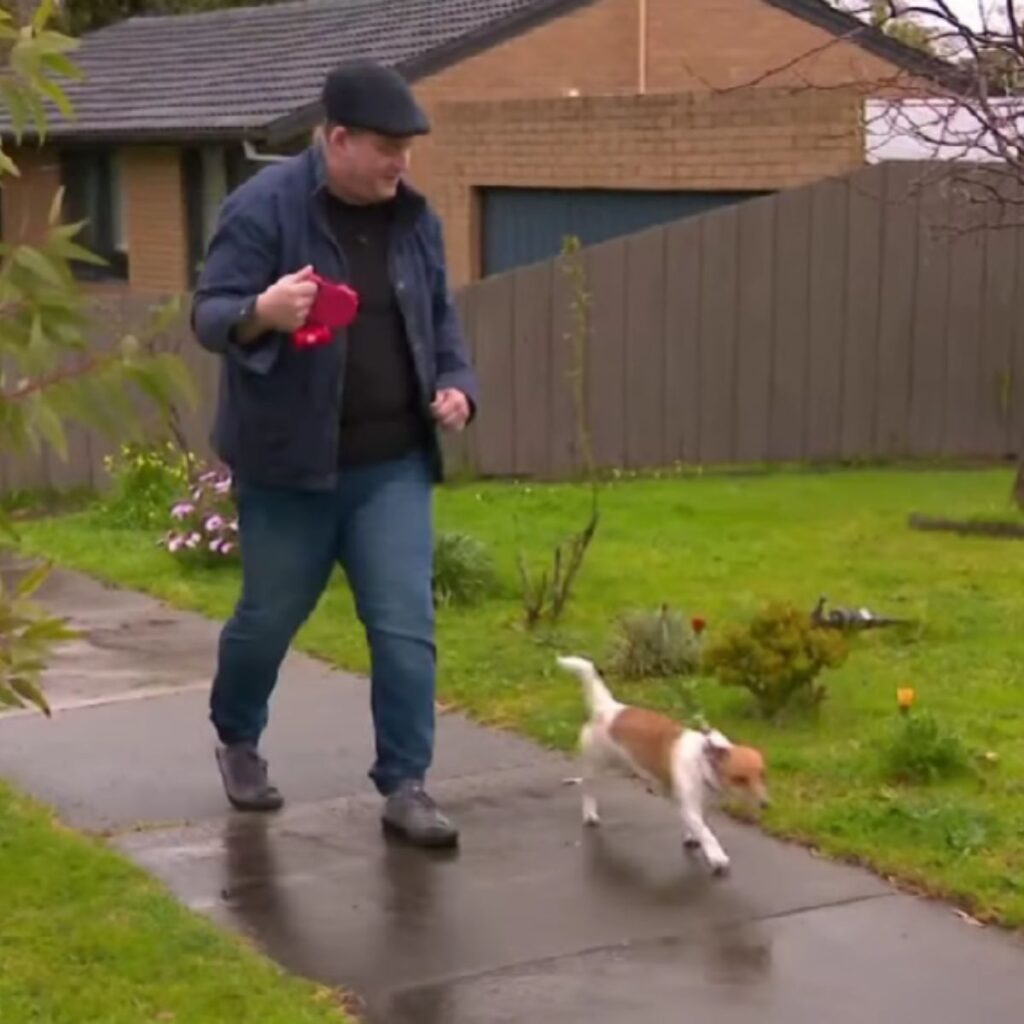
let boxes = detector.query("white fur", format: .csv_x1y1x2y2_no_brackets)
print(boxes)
556,655,734,876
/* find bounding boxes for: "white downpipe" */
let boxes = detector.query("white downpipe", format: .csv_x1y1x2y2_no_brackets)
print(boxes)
242,139,288,164
637,0,648,95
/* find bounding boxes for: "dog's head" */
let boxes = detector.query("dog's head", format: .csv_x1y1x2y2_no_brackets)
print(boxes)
703,731,770,809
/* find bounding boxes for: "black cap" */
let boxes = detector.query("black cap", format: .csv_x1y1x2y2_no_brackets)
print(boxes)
321,59,430,137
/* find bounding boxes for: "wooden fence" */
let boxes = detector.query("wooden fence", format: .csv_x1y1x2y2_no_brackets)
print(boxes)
452,160,1024,477
2,160,1022,493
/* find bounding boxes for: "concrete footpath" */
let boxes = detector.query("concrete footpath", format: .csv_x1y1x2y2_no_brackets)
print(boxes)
1,566,1023,1023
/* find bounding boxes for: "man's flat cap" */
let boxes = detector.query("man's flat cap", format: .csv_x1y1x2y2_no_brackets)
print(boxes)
322,59,430,137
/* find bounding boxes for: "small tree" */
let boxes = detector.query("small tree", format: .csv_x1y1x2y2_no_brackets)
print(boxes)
0,1,193,714
515,235,600,628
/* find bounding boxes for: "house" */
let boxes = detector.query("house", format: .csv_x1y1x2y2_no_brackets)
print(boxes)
0,0,939,294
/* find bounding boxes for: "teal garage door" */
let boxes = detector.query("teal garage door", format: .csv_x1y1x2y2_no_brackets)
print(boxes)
481,187,765,277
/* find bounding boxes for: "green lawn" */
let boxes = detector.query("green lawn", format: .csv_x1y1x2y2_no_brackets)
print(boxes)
0,783,352,1023
14,466,1024,928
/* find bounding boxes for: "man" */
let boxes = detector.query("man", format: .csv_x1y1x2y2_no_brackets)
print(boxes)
191,59,478,849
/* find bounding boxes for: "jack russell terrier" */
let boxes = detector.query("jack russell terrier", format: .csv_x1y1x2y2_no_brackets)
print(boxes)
556,655,769,876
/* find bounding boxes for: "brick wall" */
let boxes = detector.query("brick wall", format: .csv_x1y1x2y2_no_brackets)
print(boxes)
121,146,189,293
0,145,61,248
430,89,865,285
418,0,641,101
644,0,906,90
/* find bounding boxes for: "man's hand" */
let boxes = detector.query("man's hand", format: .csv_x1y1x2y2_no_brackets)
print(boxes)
239,266,318,343
430,388,471,431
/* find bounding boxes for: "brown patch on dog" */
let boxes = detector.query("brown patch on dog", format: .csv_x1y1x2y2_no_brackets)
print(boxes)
609,707,683,790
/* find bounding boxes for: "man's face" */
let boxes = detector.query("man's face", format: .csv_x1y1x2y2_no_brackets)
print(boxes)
325,125,414,203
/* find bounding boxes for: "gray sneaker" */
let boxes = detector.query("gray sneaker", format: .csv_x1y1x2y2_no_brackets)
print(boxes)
215,742,284,812
381,780,459,848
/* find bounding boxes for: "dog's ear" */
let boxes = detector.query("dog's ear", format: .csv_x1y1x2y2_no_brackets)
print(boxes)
703,729,733,761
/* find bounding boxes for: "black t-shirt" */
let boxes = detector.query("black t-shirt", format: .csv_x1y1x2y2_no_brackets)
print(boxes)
323,194,428,466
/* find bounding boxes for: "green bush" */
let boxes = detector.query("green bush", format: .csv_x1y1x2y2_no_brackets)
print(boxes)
881,711,973,785
99,441,190,530
609,605,702,679
433,531,500,608
702,600,849,718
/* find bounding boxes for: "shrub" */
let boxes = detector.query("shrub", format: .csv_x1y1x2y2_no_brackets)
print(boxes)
433,531,499,607
100,440,190,530
609,605,702,679
163,467,239,567
881,711,973,785
702,601,849,718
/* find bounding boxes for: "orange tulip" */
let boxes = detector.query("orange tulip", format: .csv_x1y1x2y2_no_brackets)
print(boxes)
897,687,916,712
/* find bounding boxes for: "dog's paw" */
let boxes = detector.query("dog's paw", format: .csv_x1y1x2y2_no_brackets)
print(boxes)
709,856,731,878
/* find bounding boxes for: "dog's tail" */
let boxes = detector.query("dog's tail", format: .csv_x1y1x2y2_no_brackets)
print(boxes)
556,656,619,719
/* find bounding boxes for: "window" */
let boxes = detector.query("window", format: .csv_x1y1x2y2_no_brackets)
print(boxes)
183,143,258,287
60,148,128,280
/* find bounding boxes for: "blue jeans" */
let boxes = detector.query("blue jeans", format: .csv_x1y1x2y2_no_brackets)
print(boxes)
210,450,436,796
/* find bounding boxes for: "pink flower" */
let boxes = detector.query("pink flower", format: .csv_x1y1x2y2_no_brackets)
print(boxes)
228,519,239,532
209,539,222,552
186,533,201,549
199,470,218,483
215,479,232,495
167,536,184,553
221,542,235,556
171,502,194,520
205,515,225,532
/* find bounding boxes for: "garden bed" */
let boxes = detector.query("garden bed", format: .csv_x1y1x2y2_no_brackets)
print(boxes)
909,513,1024,540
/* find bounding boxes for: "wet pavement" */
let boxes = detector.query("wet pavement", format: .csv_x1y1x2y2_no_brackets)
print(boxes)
2,567,1023,1023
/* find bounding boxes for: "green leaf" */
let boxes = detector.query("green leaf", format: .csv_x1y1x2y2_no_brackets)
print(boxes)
8,675,51,717
22,86,48,139
32,30,79,56
32,0,56,33
0,83,29,141
13,246,63,287
0,146,20,178
32,397,68,460
14,562,51,600
31,73,74,121
40,51,83,80
21,616,77,644
51,240,106,267
154,352,197,408
50,217,85,241
48,184,65,228
146,296,184,338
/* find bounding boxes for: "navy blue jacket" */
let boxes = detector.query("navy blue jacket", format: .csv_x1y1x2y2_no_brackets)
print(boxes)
191,144,478,489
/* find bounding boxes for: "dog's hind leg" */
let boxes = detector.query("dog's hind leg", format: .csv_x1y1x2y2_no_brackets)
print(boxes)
578,724,603,827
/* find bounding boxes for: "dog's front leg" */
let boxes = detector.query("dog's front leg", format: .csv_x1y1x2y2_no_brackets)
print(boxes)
678,789,730,876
